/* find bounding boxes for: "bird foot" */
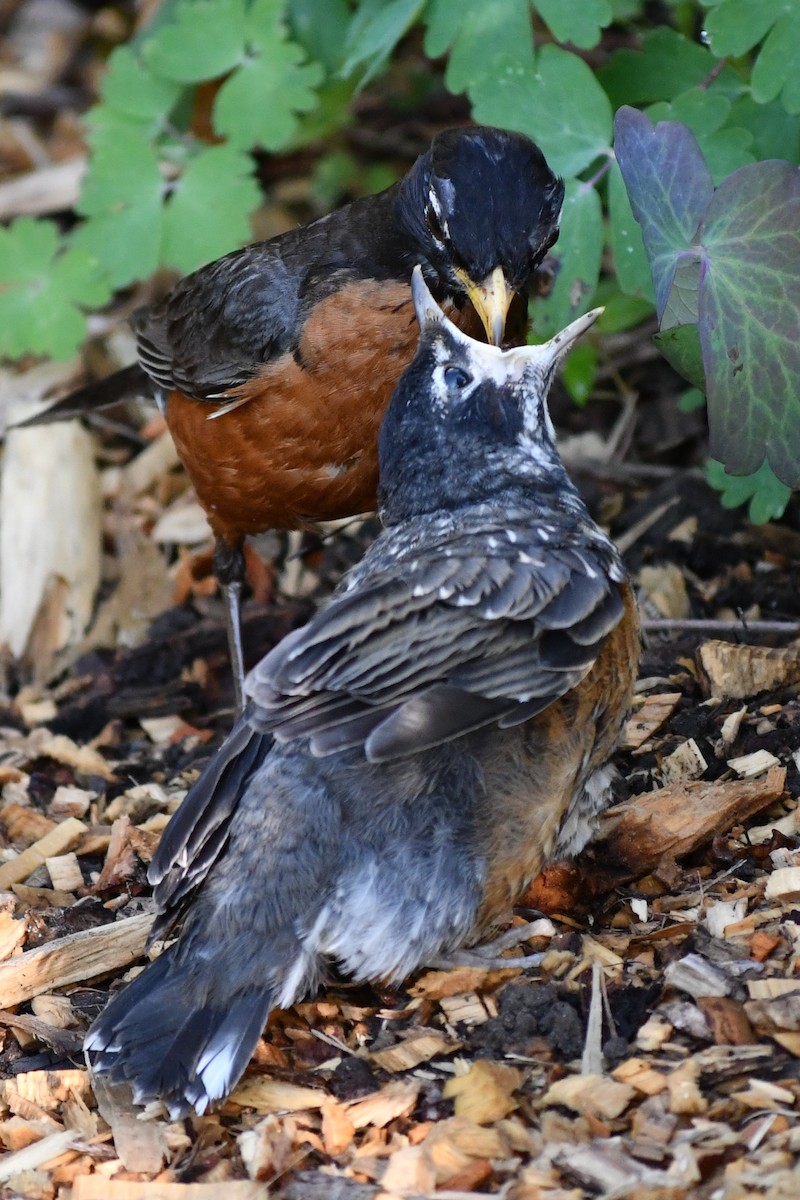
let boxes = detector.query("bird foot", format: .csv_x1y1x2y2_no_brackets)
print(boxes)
429,919,552,972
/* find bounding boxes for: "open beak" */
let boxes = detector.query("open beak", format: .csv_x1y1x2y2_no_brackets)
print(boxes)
455,266,512,346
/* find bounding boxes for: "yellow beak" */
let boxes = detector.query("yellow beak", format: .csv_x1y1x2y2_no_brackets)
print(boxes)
456,265,513,346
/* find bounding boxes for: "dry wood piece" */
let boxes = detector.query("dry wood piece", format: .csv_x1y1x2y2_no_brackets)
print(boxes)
0,816,87,890
73,1182,269,1199
443,1060,523,1124
664,953,732,999
620,691,681,750
370,1030,458,1072
0,912,153,1006
91,1075,167,1175
541,1074,637,1120
0,416,101,666
659,737,707,785
0,910,28,960
0,1129,77,1183
727,748,781,778
1,1069,92,1111
698,640,800,700
228,1078,327,1113
765,866,800,901
593,766,787,883
45,851,83,893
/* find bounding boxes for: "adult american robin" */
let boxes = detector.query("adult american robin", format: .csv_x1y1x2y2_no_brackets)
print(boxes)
24,126,564,707
85,268,640,1117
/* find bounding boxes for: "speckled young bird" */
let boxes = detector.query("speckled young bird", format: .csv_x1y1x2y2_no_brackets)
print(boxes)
85,268,640,1117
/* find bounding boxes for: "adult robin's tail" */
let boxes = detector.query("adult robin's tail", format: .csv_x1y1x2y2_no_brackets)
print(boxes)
84,936,275,1116
14,363,149,427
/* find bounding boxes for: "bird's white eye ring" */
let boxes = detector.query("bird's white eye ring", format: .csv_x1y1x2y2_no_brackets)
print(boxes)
444,365,471,390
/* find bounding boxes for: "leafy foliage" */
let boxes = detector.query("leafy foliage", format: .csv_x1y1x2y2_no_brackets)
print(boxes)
615,106,800,517
4,0,800,523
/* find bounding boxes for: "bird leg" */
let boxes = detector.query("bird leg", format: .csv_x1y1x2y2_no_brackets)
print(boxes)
429,919,551,972
213,538,247,713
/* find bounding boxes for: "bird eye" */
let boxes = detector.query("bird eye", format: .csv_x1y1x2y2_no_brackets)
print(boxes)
444,365,471,390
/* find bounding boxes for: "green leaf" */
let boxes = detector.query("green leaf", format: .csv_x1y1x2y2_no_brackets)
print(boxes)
144,0,246,82
99,45,181,122
706,459,791,523
213,0,324,151
598,28,715,109
530,180,603,338
751,9,800,114
703,0,784,58
678,387,705,413
561,342,597,406
0,218,111,360
729,95,800,163
161,145,261,273
593,284,653,334
699,160,800,486
607,162,654,299
73,119,164,287
425,0,534,95
654,324,705,389
471,45,613,177
289,0,351,71
532,0,611,49
614,106,713,324
341,0,424,82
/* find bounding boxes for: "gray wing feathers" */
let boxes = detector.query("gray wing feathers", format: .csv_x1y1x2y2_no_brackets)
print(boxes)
246,520,625,761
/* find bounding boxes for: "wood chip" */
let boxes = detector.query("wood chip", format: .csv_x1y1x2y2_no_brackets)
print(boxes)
228,1078,326,1113
0,1130,76,1183
659,737,707,785
73,1182,268,1199
699,640,800,700
0,912,153,1005
370,1031,458,1072
0,816,87,890
542,1074,637,1120
621,692,681,751
45,852,83,893
0,910,28,961
443,1060,523,1124
346,1080,421,1129
696,996,755,1045
664,953,732,999
594,767,786,882
611,1059,668,1096
765,867,800,901
2,1069,92,1111
728,749,781,778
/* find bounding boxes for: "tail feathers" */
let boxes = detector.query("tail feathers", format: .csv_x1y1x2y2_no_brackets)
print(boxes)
12,363,150,428
85,946,273,1118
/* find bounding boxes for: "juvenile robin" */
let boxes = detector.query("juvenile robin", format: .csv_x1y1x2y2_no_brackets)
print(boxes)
85,268,640,1117
24,126,564,707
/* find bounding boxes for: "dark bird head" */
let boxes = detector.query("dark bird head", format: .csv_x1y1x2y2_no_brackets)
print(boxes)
378,267,600,525
395,125,564,345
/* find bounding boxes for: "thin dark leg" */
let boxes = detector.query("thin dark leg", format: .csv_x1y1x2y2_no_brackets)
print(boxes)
213,537,247,712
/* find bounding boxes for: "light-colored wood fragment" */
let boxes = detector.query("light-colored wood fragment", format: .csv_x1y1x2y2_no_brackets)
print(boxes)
320,1097,355,1157
0,1129,75,1182
0,414,101,665
720,706,747,747
30,993,76,1029
639,563,690,619
0,912,153,1006
666,1060,707,1115
621,692,681,751
660,737,707,786
0,817,87,889
728,749,781,778
121,430,180,496
766,867,800,901
0,910,27,961
370,1031,458,1073
443,1060,522,1124
229,1078,327,1113
699,640,800,700
1,1069,92,1111
541,1073,636,1120
664,953,731,999
612,1057,668,1096
45,852,83,893
748,978,800,1000
346,1080,421,1129
73,1181,269,1199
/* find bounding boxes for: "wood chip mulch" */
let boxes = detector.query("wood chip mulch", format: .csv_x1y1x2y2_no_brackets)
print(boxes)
2,462,800,1200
